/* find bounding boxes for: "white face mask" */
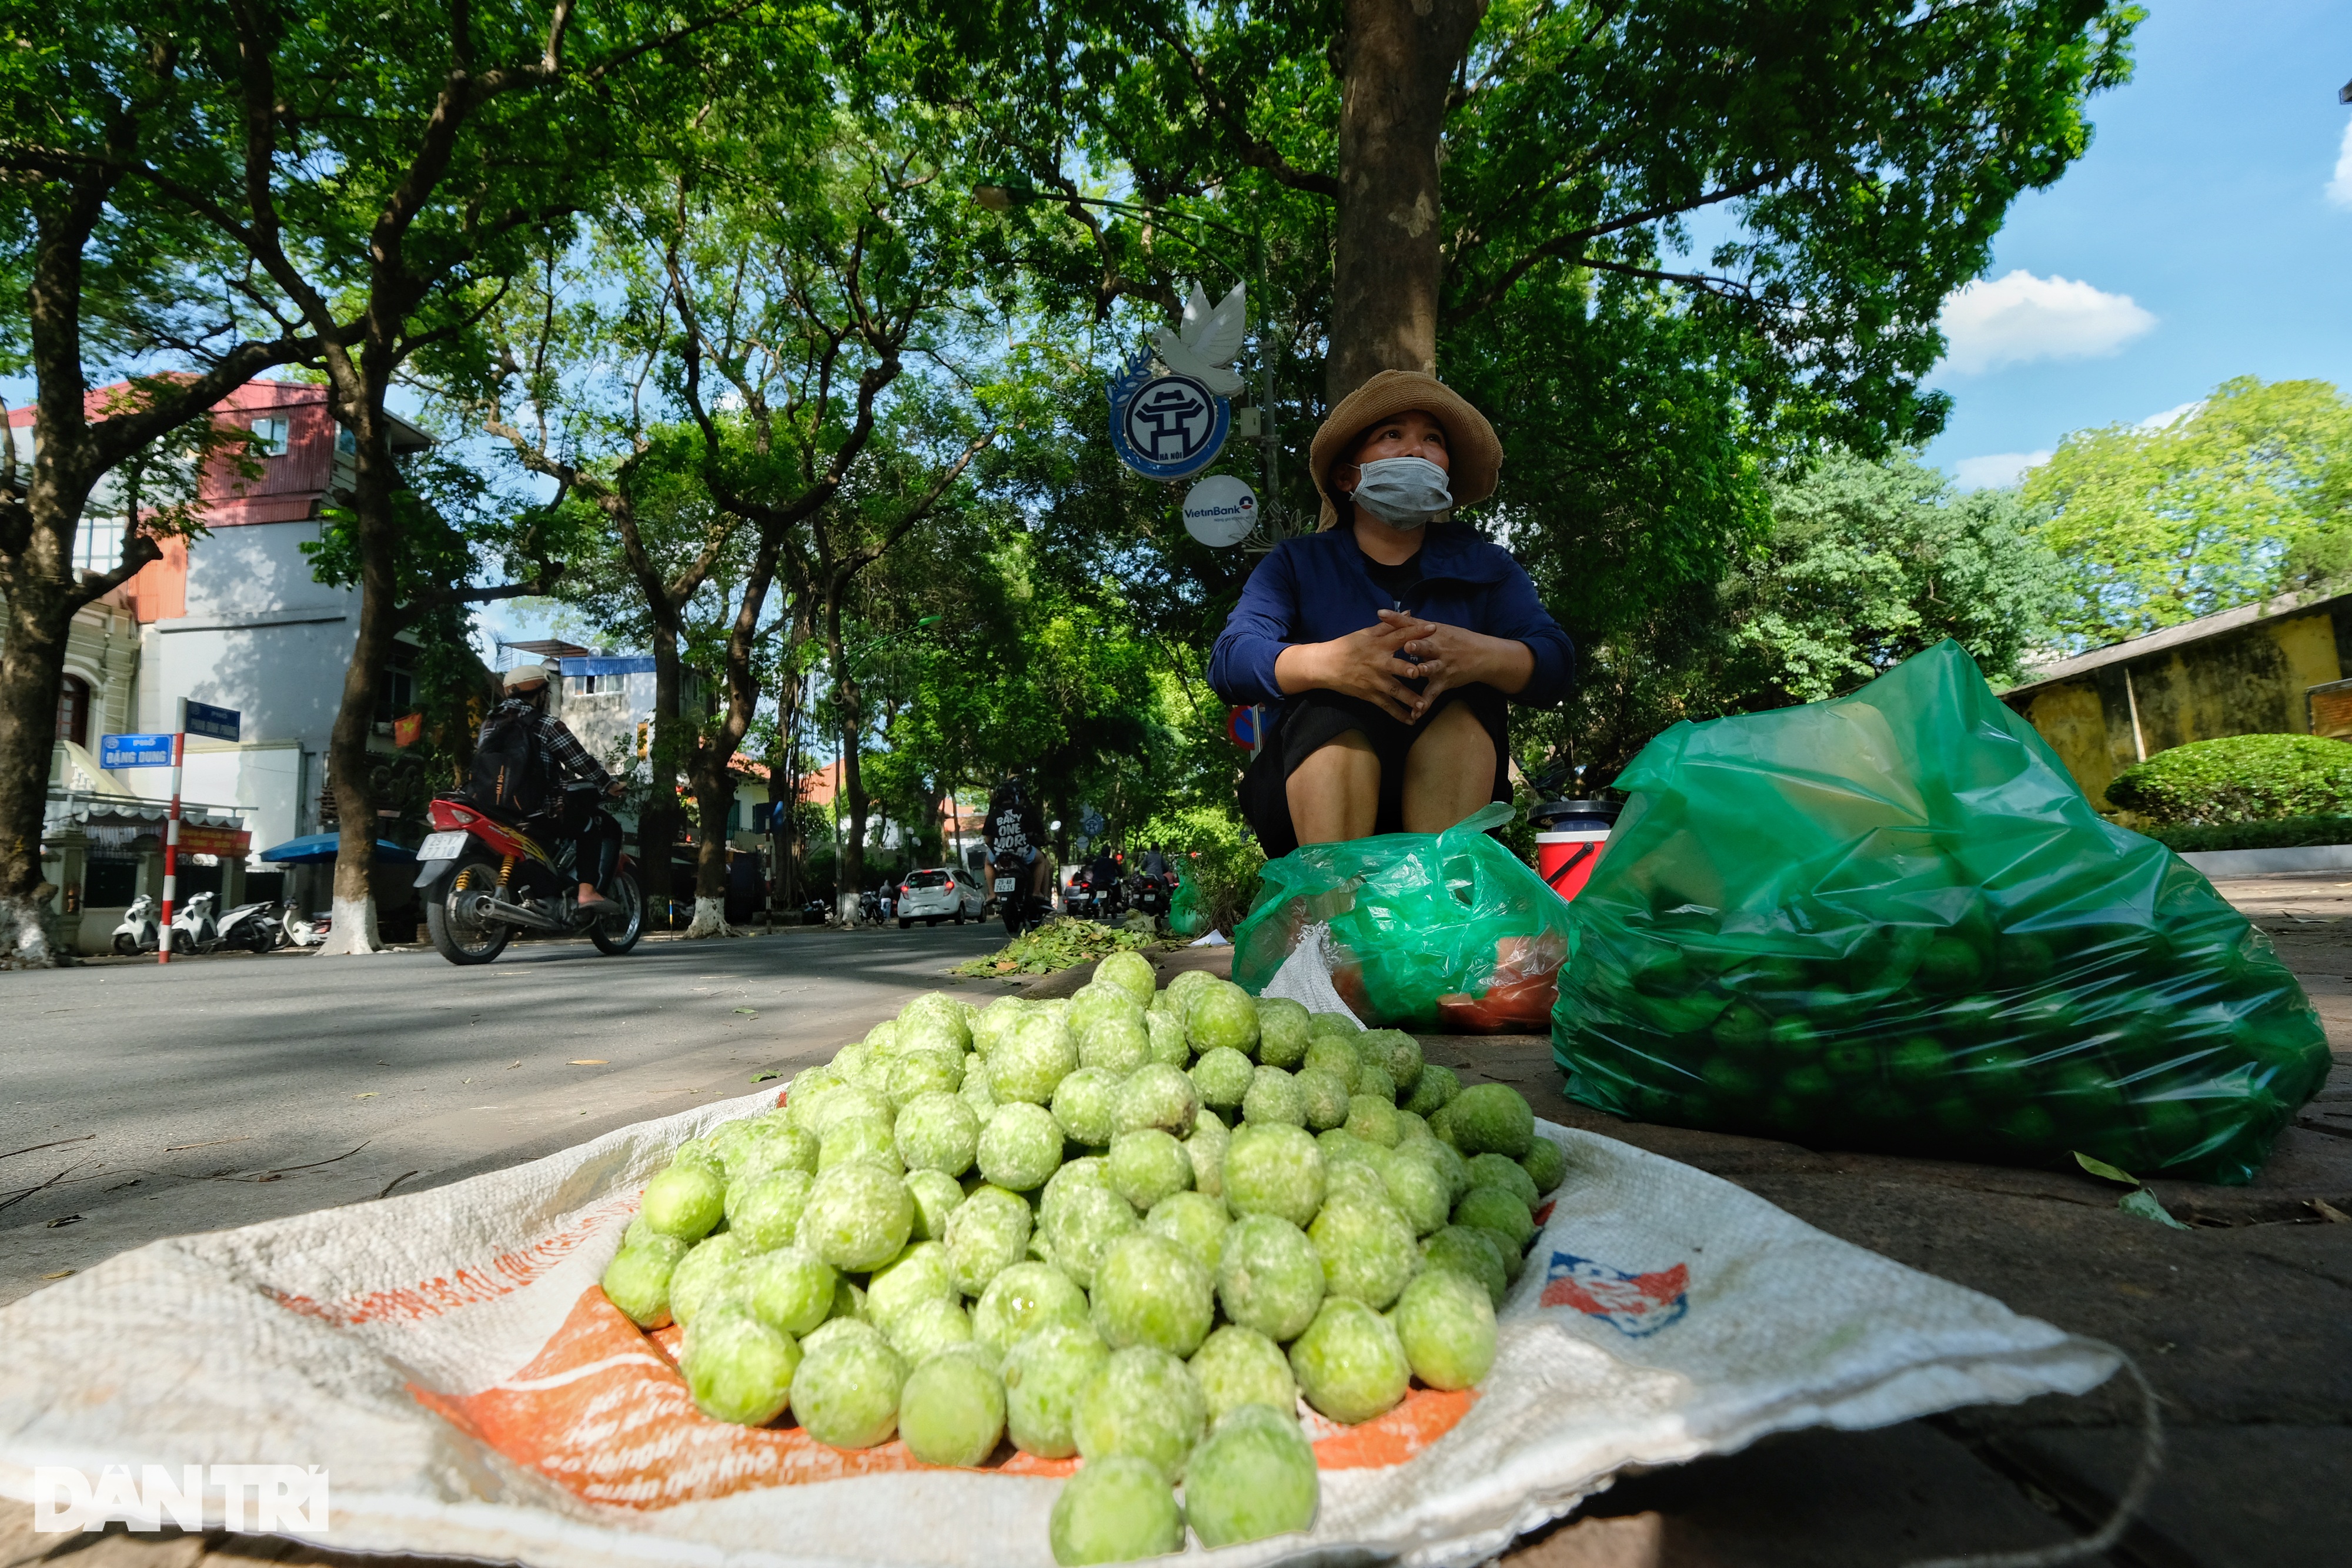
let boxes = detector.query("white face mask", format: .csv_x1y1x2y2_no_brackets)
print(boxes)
1349,455,1453,527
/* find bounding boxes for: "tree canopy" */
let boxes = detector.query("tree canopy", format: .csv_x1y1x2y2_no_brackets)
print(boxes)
2025,376,2352,647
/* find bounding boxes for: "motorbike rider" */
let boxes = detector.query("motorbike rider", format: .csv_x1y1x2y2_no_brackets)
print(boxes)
479,663,626,915
984,774,1050,916
1086,845,1120,908
1139,842,1172,881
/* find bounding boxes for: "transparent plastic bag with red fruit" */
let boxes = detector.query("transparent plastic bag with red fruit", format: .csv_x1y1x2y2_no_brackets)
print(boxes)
1234,803,1576,1031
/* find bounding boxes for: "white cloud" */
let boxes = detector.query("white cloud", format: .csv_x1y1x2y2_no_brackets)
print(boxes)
1936,269,2156,375
2330,120,2352,209
2138,400,2201,432
1952,450,2054,490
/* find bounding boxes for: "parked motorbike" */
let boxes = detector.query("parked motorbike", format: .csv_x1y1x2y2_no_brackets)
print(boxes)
282,907,330,948
800,897,834,925
858,887,883,926
111,894,160,955
214,898,286,953
171,891,222,954
414,789,645,965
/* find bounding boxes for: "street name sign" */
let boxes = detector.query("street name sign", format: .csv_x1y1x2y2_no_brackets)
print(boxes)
100,734,173,769
185,701,242,743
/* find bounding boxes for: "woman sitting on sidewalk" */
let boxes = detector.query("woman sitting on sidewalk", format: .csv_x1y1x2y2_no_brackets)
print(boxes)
1208,370,1575,852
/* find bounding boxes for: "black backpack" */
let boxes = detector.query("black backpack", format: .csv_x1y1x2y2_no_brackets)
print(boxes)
470,708,549,817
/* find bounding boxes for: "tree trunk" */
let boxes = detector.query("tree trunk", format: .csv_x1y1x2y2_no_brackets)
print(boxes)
639,622,684,925
842,720,869,920
681,769,739,938
1328,0,1489,404
682,534,781,939
0,549,74,968
314,432,400,955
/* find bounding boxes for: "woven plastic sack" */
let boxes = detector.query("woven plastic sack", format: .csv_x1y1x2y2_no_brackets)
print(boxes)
1168,873,1211,938
0,1085,2119,1567
1552,640,2330,1184
1233,803,1572,1031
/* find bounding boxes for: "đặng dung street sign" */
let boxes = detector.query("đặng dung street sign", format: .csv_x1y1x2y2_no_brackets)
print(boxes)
100,734,174,768
184,701,240,743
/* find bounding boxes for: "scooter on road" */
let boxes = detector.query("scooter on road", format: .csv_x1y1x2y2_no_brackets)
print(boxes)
415,788,644,965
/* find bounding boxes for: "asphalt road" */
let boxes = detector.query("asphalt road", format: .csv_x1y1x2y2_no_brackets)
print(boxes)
1,922,1013,1305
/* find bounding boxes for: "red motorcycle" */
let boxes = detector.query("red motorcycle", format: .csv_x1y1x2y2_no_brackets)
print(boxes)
413,789,644,965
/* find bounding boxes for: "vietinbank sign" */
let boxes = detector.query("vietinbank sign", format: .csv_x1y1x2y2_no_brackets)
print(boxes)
1181,474,1258,548
32,1465,330,1533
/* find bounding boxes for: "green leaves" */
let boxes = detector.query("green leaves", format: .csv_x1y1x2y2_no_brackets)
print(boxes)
2025,376,2352,646
1725,449,2066,706
2105,734,2352,826
2073,1151,2139,1186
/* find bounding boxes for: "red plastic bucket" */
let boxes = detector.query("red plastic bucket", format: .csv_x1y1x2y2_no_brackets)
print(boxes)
1536,829,1611,903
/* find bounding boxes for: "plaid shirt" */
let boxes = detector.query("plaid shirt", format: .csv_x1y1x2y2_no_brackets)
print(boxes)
481,697,611,790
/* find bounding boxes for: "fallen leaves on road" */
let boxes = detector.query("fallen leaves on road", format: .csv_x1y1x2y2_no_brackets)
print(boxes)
951,917,1154,978
568,1059,607,1065
734,1008,758,1016
45,1215,81,1228
2118,1189,2192,1231
751,1071,781,1084
164,1136,249,1152
353,1092,376,1099
42,1271,72,1280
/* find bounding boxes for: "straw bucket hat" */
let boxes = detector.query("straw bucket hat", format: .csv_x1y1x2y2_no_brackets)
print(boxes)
1309,369,1503,531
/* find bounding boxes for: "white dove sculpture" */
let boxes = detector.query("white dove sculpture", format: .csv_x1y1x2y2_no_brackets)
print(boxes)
1152,280,1248,397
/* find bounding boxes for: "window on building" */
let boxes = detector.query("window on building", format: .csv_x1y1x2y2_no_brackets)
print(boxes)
72,516,122,575
56,674,90,748
250,416,291,456
375,642,416,724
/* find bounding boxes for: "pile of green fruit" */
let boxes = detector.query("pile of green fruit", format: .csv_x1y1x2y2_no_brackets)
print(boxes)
1557,884,2330,1182
600,952,1561,1564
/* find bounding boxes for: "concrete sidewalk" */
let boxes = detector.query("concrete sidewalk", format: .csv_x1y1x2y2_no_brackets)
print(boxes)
6,889,2347,1566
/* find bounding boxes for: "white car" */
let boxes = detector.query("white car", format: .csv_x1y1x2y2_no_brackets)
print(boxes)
896,865,985,927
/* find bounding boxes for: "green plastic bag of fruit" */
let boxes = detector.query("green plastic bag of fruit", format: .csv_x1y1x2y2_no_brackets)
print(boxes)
1552,640,2330,1184
1168,874,1211,938
1235,803,1574,1031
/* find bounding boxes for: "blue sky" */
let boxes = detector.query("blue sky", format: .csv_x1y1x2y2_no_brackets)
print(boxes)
1922,0,2352,489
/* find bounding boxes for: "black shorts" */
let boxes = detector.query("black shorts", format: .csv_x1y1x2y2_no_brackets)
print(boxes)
1238,685,1510,857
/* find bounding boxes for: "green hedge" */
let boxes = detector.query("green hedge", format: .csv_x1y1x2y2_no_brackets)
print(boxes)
2105,732,2352,824
2137,815,2352,854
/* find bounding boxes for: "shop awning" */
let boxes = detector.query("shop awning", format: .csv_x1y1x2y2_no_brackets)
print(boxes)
259,834,417,864
46,790,245,833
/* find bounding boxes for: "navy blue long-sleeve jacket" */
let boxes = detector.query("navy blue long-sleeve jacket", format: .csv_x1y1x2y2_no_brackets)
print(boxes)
1207,523,1575,710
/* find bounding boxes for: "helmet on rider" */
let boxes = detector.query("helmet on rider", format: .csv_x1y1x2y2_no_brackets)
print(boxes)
504,661,556,707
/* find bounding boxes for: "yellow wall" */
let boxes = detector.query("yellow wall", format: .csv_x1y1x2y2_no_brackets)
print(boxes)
2007,604,2347,808
2020,682,2118,807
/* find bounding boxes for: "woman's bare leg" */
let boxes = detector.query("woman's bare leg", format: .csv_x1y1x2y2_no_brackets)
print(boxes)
1401,701,1496,833
1287,732,1381,844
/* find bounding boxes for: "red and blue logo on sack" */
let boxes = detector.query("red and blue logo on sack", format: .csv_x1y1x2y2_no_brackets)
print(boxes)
1539,1252,1690,1336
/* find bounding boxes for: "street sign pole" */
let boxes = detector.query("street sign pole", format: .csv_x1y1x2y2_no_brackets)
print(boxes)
160,697,185,964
